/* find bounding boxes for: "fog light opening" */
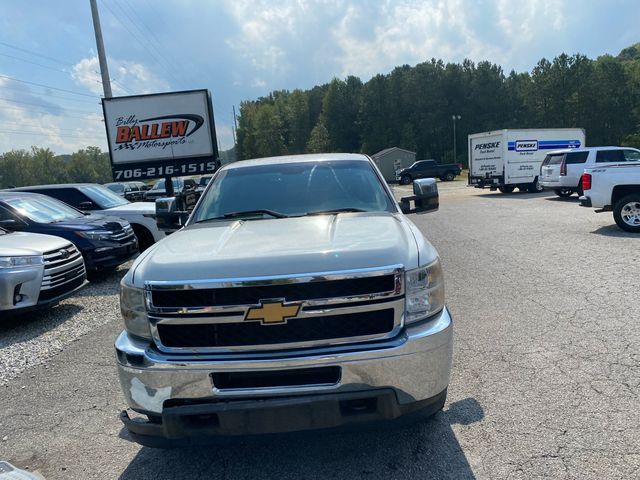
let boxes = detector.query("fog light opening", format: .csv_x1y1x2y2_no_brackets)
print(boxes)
340,398,377,416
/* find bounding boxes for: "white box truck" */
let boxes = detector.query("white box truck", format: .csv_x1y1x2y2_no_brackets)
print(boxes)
468,129,586,193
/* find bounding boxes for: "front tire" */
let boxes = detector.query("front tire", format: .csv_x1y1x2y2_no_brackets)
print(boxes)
613,194,640,233
554,188,574,198
400,174,412,185
443,171,455,181
132,225,155,252
498,186,515,193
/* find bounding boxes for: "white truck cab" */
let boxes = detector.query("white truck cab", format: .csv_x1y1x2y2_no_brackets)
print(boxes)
115,153,453,446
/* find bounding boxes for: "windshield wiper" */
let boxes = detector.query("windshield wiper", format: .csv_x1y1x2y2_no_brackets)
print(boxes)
195,209,288,223
303,208,366,216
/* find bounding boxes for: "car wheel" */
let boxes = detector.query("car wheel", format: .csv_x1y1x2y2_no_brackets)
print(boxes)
498,186,515,193
444,171,455,181
613,194,640,233
528,179,544,193
400,175,412,185
554,188,574,198
132,225,155,252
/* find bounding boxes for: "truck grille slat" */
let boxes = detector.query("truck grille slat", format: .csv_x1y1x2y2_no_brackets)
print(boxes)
157,309,395,348
151,275,397,308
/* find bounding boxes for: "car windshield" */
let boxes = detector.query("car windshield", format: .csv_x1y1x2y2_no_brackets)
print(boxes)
79,185,129,208
5,195,84,223
151,179,181,191
192,160,395,222
105,183,125,193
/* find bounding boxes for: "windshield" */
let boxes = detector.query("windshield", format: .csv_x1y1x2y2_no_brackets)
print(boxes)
105,183,125,193
192,160,395,223
151,179,181,191
79,185,129,208
6,195,84,223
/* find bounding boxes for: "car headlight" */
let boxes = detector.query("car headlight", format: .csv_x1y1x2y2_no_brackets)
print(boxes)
76,230,113,241
405,259,445,324
120,281,152,340
0,255,44,268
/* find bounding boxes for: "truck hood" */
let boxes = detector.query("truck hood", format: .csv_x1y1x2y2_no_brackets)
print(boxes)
131,212,430,284
0,231,70,256
107,202,156,215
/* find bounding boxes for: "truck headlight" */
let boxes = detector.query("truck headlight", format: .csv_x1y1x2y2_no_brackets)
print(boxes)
405,259,445,324
0,255,44,268
120,282,152,340
76,230,113,241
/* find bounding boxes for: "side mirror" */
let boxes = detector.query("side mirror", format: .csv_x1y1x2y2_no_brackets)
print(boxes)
78,201,95,211
155,197,188,233
399,178,439,214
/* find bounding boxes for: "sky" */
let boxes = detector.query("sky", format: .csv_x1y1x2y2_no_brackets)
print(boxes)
0,0,638,155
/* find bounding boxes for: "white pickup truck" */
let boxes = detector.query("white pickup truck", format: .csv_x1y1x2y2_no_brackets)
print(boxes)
579,163,640,232
115,153,453,446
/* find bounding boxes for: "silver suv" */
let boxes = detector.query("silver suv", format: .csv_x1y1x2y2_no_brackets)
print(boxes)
540,146,640,197
0,228,86,315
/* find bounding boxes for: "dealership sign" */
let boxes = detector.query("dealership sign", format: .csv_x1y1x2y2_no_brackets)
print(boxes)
102,90,219,180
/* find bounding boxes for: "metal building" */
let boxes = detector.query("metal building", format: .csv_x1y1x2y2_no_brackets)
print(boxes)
371,147,416,183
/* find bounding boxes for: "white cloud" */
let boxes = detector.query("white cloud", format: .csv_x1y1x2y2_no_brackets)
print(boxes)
71,56,170,96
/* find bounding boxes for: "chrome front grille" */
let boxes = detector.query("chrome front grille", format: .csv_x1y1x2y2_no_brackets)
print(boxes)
145,265,405,353
110,224,134,242
41,244,85,291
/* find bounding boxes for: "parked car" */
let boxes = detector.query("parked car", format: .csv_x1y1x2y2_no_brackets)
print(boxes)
540,146,640,197
104,182,146,202
396,160,462,184
0,192,138,277
579,162,640,232
143,177,199,201
10,184,163,251
198,176,212,187
0,227,86,315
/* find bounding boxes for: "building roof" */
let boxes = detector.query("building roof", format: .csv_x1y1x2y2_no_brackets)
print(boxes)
371,147,416,158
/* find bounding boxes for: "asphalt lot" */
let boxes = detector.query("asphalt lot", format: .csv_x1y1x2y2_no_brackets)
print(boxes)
1,180,638,479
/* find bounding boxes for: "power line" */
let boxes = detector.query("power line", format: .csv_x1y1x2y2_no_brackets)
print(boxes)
0,52,70,74
0,128,103,140
98,0,179,85
0,96,100,115
0,74,100,98
110,78,134,95
0,105,102,121
0,121,103,133
0,40,70,66
0,85,102,105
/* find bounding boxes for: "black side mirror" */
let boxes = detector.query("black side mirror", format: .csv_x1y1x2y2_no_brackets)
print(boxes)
399,178,439,214
78,201,95,210
155,197,188,233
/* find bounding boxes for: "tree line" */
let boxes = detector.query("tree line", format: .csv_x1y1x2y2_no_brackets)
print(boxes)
236,44,640,164
0,146,112,188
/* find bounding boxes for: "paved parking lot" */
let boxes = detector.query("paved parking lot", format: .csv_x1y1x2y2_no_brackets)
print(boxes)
1,181,638,479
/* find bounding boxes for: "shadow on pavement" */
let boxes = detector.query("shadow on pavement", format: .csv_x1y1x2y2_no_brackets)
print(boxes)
590,225,635,238
119,397,483,480
475,191,553,200
0,303,83,347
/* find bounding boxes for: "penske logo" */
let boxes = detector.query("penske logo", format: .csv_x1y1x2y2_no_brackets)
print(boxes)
245,300,301,325
113,114,205,150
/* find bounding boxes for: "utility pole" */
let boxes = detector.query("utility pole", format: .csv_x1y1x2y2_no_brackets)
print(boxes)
232,106,239,147
452,114,461,163
90,0,112,99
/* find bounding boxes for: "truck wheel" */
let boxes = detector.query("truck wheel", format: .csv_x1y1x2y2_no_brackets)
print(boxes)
443,171,455,181
527,179,544,193
132,225,155,252
400,175,412,185
613,194,640,233
554,188,574,198
498,186,515,193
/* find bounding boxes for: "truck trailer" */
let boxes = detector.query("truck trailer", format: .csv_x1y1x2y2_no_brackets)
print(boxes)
468,129,586,193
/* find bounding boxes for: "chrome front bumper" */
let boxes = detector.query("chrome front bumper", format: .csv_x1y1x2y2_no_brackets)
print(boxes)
115,307,453,415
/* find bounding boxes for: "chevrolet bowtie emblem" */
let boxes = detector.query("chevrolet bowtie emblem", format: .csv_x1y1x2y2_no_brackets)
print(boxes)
245,300,301,325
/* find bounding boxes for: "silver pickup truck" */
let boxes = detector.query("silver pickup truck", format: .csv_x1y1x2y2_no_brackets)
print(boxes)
116,153,453,446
